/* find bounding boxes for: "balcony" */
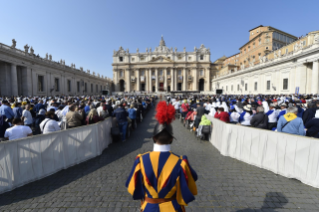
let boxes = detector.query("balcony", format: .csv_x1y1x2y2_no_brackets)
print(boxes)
178,76,183,82
188,76,193,82
167,75,171,81
151,76,156,80
159,76,164,82
131,76,136,82
140,76,145,82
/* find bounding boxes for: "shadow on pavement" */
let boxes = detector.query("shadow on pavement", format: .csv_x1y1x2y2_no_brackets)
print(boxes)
0,106,157,207
236,192,288,212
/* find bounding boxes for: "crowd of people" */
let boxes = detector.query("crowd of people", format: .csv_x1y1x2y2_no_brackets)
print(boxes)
0,95,156,141
168,94,319,138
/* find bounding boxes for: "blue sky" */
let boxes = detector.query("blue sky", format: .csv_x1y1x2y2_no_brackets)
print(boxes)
1,0,318,78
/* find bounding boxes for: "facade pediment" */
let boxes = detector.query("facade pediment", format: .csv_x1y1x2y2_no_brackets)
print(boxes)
148,56,174,63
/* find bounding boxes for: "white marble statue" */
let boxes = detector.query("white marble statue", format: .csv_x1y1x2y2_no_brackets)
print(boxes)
11,39,16,48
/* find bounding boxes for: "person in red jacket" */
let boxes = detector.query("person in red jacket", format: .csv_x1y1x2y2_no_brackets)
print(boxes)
214,107,230,123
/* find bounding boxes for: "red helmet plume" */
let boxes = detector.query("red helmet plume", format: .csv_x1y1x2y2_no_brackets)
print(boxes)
155,101,176,124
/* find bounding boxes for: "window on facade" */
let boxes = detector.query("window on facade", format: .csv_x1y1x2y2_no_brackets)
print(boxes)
152,71,155,75
167,70,170,75
283,79,288,90
188,57,192,60
259,40,261,45
303,41,306,46
199,70,204,76
200,55,204,60
237,84,240,91
77,81,80,92
266,80,270,90
38,75,44,92
254,82,258,91
178,57,182,60
266,47,268,50
67,80,71,92
167,57,171,59
226,86,228,91
285,48,288,54
91,84,93,92
248,46,250,52
119,57,123,62
245,83,247,91
141,70,145,76
54,78,59,91
100,85,102,91
132,58,135,62
178,70,181,75
85,83,87,92
96,85,98,92
159,70,163,76
152,57,155,60
231,85,233,91
140,57,145,61
119,70,123,77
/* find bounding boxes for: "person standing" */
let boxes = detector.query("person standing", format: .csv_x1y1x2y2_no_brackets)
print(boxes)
112,102,129,142
66,104,83,128
22,104,33,128
0,100,15,121
40,111,61,134
13,103,23,119
126,101,197,212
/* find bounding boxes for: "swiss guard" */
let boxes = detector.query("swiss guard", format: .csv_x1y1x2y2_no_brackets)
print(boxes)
126,101,198,212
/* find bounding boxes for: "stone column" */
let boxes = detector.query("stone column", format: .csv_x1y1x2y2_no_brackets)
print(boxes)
206,69,211,91
149,69,152,92
11,64,18,96
312,60,319,94
125,69,131,92
25,67,32,95
183,68,187,91
296,64,307,94
155,68,158,92
136,69,140,92
193,68,198,91
171,68,174,91
174,68,178,91
164,68,167,92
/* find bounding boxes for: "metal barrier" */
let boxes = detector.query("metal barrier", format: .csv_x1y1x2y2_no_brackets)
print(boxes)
0,118,112,194
206,115,319,189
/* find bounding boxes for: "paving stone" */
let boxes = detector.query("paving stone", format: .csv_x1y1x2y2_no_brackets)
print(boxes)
1,106,319,212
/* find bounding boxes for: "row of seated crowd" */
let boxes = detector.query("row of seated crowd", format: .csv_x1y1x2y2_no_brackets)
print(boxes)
169,94,319,138
0,95,156,141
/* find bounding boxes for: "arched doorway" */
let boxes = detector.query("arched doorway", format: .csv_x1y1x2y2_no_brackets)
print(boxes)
119,79,125,92
199,79,204,91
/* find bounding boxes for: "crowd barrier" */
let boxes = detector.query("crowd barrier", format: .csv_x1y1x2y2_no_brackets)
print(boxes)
0,118,112,194
206,115,319,188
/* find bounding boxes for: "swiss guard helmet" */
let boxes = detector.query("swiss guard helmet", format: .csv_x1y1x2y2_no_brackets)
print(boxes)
153,101,176,138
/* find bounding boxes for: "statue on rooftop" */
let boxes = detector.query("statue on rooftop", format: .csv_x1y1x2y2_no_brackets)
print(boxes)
11,39,16,48
24,44,29,53
30,47,34,55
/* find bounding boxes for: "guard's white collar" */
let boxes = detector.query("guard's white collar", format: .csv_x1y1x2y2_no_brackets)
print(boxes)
153,144,171,152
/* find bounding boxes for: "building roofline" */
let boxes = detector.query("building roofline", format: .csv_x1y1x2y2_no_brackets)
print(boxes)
249,25,264,32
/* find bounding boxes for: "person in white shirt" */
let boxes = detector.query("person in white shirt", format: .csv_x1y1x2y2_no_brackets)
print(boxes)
97,100,106,116
266,103,279,130
4,118,33,140
240,105,253,126
172,99,181,110
40,111,61,134
22,104,33,127
229,106,240,123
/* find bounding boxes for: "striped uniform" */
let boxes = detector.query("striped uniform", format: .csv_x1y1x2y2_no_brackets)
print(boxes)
126,151,198,212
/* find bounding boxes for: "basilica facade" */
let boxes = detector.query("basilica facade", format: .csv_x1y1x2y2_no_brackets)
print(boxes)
112,37,213,92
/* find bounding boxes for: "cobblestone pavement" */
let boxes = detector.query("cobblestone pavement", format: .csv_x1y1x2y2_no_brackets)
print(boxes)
1,107,319,212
